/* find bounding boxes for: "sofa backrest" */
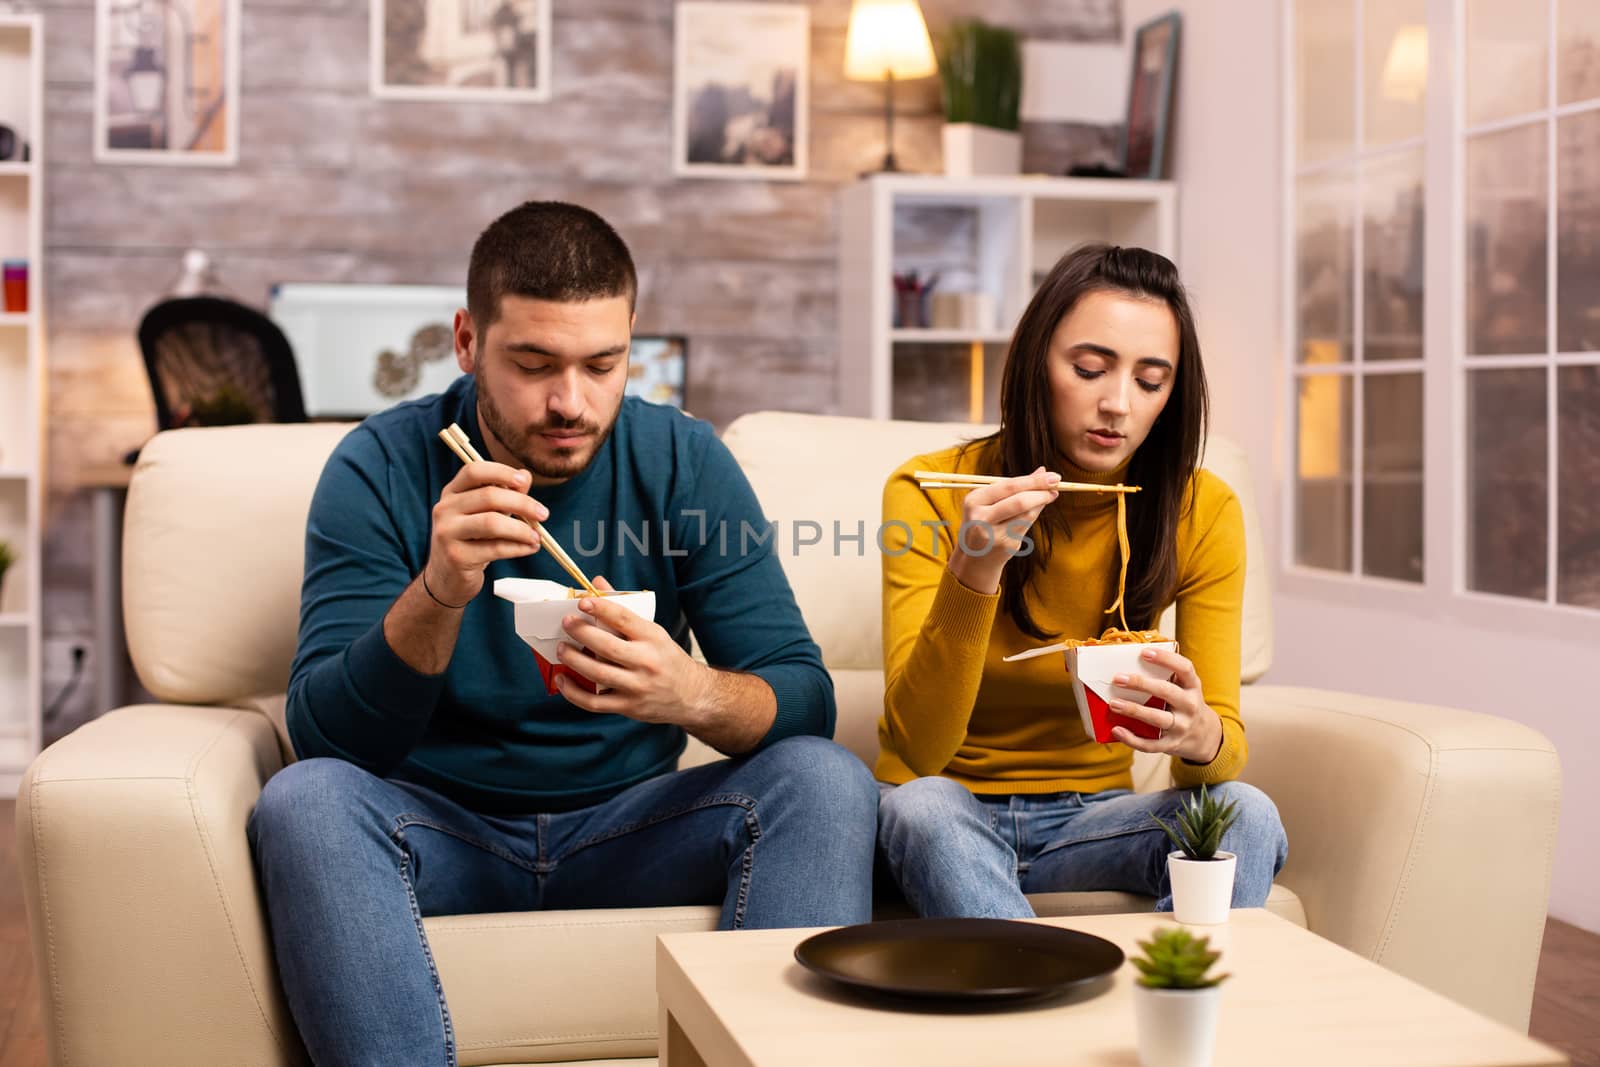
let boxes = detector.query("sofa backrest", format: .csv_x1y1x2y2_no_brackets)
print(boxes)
720,411,1273,680
124,422,356,706
122,413,1272,760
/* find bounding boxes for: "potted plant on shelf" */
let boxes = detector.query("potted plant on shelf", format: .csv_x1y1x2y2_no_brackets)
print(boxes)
934,17,1022,177
0,539,13,606
1150,783,1240,925
1130,926,1229,1067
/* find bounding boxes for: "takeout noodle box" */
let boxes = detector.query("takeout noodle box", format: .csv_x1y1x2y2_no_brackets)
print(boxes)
492,578,656,696
1066,641,1178,743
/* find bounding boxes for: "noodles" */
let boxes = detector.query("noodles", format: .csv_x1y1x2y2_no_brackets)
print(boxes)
1078,488,1167,648
1060,627,1168,648
1102,492,1131,632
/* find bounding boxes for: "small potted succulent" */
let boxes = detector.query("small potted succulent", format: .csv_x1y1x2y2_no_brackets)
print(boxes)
1150,784,1240,925
0,539,13,605
934,18,1022,177
1130,926,1229,1067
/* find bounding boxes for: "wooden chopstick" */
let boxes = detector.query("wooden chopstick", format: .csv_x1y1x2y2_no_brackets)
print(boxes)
913,470,1141,494
436,424,602,597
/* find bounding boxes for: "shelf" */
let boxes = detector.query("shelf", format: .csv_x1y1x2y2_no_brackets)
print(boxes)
0,722,29,739
0,468,32,480
892,329,1013,345
0,612,30,628
0,163,32,178
868,172,1176,205
0,312,31,327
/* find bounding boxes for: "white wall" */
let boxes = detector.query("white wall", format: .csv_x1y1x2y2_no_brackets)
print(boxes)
1125,0,1596,934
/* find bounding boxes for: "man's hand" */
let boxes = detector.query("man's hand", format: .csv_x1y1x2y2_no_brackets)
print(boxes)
423,460,549,606
1104,646,1224,764
554,577,715,730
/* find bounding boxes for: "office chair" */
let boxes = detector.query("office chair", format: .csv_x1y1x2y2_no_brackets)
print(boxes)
136,296,307,435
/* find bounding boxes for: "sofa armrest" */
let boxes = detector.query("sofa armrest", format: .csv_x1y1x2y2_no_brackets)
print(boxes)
16,703,306,1066
1240,684,1560,1031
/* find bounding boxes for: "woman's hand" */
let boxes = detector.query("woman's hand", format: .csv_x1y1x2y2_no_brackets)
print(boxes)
1105,646,1223,764
945,467,1061,595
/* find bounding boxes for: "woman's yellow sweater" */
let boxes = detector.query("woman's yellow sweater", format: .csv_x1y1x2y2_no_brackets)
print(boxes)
876,441,1248,794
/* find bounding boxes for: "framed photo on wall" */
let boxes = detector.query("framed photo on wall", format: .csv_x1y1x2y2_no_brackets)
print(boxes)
673,2,808,180
372,0,552,102
93,0,241,165
1118,11,1181,180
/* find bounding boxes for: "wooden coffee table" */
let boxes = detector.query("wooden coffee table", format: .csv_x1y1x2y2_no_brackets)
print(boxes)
656,909,1567,1067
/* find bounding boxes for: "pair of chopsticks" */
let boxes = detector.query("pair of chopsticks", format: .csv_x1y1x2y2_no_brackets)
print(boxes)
913,470,1142,494
436,422,602,597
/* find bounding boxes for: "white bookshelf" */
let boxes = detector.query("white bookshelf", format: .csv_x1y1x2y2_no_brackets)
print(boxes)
0,12,44,793
838,174,1178,421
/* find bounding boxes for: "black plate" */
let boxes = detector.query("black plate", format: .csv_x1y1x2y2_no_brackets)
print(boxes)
794,918,1125,1004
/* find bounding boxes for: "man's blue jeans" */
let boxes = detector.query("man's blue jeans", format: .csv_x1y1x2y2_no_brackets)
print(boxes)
247,735,877,1067
877,778,1288,918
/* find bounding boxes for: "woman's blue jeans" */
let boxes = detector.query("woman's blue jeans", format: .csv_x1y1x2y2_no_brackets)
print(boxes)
877,777,1288,918
247,735,877,1066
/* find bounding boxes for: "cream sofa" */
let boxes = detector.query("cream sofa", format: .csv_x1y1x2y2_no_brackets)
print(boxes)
17,412,1560,1066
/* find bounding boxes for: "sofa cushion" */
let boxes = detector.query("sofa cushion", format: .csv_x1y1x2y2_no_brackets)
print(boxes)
124,423,356,706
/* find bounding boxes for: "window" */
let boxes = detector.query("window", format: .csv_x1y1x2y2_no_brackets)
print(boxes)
1462,0,1600,607
1288,0,1600,614
1291,0,1427,584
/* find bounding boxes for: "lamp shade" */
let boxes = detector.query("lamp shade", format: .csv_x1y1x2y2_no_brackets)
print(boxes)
1381,25,1428,103
844,0,937,82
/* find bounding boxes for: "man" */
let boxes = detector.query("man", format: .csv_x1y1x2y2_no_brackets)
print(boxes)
248,201,876,1066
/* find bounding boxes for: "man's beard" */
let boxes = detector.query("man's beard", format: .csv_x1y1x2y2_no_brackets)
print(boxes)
475,368,620,481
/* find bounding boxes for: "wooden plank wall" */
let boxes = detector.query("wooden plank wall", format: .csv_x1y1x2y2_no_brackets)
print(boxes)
33,0,1120,733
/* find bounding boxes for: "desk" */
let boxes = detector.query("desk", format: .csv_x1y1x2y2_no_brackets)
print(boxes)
81,463,133,715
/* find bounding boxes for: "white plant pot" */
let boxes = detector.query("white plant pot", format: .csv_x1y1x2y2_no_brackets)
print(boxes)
1167,851,1236,926
941,122,1022,177
1133,983,1223,1067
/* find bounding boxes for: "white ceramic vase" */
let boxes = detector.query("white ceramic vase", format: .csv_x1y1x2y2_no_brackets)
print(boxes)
941,122,1022,177
1133,983,1223,1067
1167,850,1236,926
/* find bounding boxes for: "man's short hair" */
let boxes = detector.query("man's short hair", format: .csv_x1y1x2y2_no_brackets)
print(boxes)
466,201,638,330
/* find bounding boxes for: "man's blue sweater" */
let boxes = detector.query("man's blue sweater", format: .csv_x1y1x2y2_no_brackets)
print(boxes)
286,375,834,813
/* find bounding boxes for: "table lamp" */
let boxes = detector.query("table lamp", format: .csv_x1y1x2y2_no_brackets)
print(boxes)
844,0,937,172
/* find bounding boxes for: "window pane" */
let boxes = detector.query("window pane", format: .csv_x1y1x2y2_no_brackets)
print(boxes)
1557,110,1600,353
1298,171,1354,365
1558,366,1600,606
1297,0,1355,164
1364,151,1425,361
1296,375,1353,571
1557,0,1600,106
1467,368,1547,599
1467,0,1549,125
1466,124,1548,356
1365,0,1426,146
1363,374,1423,582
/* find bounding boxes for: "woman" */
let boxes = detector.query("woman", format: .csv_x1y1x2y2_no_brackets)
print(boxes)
877,244,1287,918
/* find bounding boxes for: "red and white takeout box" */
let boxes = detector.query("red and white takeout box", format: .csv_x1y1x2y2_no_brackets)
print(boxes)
493,578,656,696
1004,639,1178,743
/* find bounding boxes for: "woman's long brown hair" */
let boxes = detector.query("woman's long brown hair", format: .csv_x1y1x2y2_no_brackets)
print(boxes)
975,243,1208,641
